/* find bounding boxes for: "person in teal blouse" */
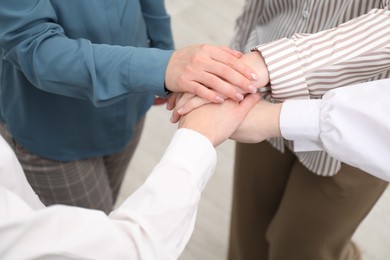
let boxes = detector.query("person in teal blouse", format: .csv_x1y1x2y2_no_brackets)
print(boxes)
0,0,259,213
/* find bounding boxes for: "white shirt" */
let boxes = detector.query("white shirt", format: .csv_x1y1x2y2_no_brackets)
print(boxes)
0,128,216,260
280,78,390,181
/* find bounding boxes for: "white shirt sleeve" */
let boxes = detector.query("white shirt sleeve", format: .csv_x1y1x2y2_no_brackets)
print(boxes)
0,128,217,260
0,134,45,210
280,78,390,181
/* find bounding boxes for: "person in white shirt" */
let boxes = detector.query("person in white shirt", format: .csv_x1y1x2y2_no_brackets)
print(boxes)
0,94,260,260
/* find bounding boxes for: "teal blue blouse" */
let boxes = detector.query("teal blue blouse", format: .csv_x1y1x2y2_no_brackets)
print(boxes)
0,0,174,160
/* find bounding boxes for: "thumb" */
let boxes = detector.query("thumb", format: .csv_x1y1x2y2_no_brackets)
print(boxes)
237,93,261,116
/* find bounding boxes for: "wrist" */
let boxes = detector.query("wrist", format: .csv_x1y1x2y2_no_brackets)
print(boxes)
257,101,282,139
270,103,282,138
241,51,270,87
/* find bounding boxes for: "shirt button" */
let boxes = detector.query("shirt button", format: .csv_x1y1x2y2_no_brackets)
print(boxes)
303,10,310,18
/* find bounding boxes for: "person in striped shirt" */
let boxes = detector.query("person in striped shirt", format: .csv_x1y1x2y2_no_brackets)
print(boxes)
226,1,390,260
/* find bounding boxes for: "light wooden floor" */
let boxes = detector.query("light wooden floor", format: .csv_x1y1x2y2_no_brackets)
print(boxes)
116,0,390,259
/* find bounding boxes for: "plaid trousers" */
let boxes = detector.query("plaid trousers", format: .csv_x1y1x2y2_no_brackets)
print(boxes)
0,118,144,214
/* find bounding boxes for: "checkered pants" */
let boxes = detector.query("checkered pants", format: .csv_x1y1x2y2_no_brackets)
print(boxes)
0,118,144,214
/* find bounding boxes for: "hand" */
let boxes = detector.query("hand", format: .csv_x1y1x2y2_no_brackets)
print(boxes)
165,44,260,103
230,100,282,143
167,50,270,123
179,93,261,147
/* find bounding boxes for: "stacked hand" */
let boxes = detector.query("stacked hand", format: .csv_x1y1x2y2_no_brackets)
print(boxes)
167,50,270,123
171,48,282,146
179,93,261,146
165,45,264,104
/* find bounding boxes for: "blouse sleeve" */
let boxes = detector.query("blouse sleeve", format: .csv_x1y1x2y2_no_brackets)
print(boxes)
280,78,390,181
254,7,390,101
0,0,173,106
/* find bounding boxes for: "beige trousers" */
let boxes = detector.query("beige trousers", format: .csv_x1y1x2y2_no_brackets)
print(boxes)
228,141,388,260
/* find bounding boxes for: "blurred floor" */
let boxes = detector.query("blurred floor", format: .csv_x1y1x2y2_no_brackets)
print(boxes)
116,0,390,259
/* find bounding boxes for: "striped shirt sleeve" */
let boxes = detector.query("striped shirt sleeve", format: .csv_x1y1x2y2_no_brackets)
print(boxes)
254,7,390,101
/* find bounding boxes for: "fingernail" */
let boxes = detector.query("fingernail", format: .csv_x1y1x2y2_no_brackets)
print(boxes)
248,85,257,94
235,93,244,101
216,96,224,103
250,73,258,81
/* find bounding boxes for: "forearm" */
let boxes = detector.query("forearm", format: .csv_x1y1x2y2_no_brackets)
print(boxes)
0,0,173,106
253,7,390,100
110,129,216,257
0,135,44,210
0,129,216,260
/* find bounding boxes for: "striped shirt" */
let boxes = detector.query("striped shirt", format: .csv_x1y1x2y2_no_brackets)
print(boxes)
231,0,390,176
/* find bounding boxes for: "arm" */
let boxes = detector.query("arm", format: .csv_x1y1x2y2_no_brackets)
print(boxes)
0,135,44,210
231,79,390,181
281,78,390,181
252,5,390,101
0,0,173,106
0,0,259,107
0,130,216,260
0,94,259,259
163,4,390,118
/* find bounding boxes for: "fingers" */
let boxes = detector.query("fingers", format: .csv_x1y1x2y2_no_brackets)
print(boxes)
171,95,210,123
190,80,226,103
169,93,186,123
237,93,262,115
191,71,245,102
169,90,260,125
166,92,180,111
220,46,243,58
169,93,197,123
210,46,259,85
191,46,259,101
165,44,261,104
200,62,258,96
177,96,210,116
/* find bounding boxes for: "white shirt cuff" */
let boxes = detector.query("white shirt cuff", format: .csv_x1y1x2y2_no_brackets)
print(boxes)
280,99,323,151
